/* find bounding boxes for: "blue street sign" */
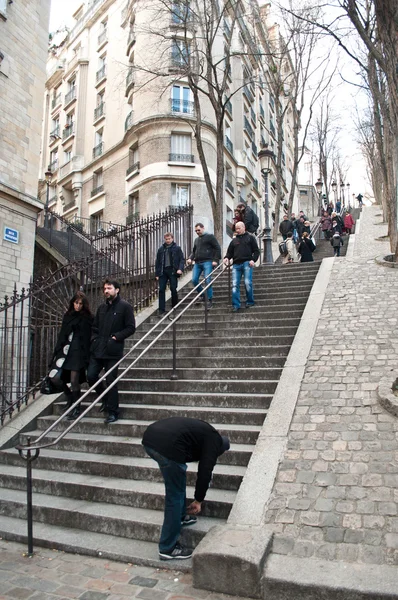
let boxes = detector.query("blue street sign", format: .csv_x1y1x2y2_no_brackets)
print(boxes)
4,227,19,244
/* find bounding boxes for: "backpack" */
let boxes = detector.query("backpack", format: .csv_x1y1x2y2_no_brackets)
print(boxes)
279,240,288,256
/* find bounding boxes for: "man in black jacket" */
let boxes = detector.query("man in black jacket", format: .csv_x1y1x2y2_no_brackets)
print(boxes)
279,214,294,240
187,223,221,308
155,232,185,318
224,221,260,312
142,417,230,560
235,202,259,234
87,279,136,423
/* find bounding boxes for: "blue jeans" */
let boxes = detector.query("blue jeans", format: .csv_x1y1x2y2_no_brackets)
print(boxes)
144,446,187,553
232,261,254,309
192,261,213,300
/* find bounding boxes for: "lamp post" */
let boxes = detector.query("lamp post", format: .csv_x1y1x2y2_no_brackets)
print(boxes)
44,167,53,228
340,181,345,210
346,182,350,209
258,144,275,264
331,180,337,208
315,178,323,216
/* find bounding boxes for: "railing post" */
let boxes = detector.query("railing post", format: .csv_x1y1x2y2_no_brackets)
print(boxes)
170,319,178,380
18,437,40,558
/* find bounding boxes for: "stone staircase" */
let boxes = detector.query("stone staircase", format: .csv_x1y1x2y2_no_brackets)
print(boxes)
0,262,320,568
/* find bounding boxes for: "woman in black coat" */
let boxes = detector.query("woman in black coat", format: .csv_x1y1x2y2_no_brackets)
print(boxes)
50,292,93,419
298,232,316,262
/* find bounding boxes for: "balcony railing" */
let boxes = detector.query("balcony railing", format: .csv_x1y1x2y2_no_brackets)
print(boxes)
64,88,77,106
126,161,140,176
270,120,276,136
51,93,62,110
91,184,104,197
127,29,136,50
125,111,134,131
252,141,258,156
98,30,107,46
92,142,104,159
171,98,194,115
243,84,254,103
48,159,59,173
62,124,74,140
94,102,105,121
250,107,256,125
49,127,60,141
253,179,259,192
225,99,232,116
168,153,194,163
261,135,267,148
244,116,254,139
126,68,135,92
96,66,106,83
225,136,233,154
225,179,234,194
170,52,189,71
260,105,265,119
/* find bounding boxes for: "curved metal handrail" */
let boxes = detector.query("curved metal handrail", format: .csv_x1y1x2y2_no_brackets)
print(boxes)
16,262,230,453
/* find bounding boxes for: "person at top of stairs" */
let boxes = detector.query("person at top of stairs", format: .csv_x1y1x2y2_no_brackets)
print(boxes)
142,417,230,561
87,279,135,424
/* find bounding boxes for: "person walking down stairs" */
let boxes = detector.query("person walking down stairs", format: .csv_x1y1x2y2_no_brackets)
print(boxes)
330,232,344,257
186,223,221,309
283,231,300,264
155,232,185,319
142,417,230,561
224,221,260,312
87,280,136,424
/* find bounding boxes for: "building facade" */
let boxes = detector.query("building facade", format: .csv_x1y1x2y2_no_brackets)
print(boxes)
0,0,51,296
40,0,299,248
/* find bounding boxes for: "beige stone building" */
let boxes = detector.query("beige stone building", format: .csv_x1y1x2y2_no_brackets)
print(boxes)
40,0,298,247
0,0,51,297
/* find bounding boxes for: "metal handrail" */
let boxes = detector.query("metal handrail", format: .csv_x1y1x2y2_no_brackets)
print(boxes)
16,262,229,453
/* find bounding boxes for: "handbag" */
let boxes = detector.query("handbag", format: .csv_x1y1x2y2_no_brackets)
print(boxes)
40,376,57,395
46,332,74,391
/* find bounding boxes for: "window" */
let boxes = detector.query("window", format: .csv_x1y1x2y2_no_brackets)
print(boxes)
93,129,104,158
128,193,140,222
129,145,139,167
96,55,106,82
170,133,192,161
90,211,104,234
0,0,7,15
95,129,103,146
64,147,72,164
171,183,190,206
171,0,190,24
50,117,60,138
172,85,193,114
91,169,104,196
171,39,190,69
49,149,58,171
65,79,76,104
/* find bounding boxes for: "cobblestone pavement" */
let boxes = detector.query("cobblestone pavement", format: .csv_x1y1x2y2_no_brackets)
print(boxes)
0,539,250,600
264,206,398,566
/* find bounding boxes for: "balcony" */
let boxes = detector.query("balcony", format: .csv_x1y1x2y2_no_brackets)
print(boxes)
125,68,135,98
224,136,233,155
171,98,194,115
243,84,254,103
96,65,106,85
94,102,105,122
51,93,62,111
64,88,77,107
250,107,257,126
48,159,59,173
126,29,136,57
91,184,104,198
92,142,104,159
98,30,108,48
168,153,194,163
126,161,140,177
261,135,267,148
225,179,234,195
253,179,259,192
260,104,265,120
244,116,254,140
270,120,276,137
62,124,74,141
49,127,60,144
125,111,134,131
225,99,232,117
60,160,72,178
251,141,258,156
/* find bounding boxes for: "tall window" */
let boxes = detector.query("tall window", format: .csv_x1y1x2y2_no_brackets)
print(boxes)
128,193,139,218
171,0,190,23
171,39,190,68
171,183,190,206
172,85,193,114
170,133,192,161
90,211,104,234
64,147,72,164
129,145,139,168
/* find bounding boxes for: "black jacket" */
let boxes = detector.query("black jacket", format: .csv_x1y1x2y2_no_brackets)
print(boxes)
279,219,294,236
242,206,258,233
155,242,185,277
225,232,260,264
53,311,93,367
91,295,136,359
189,233,221,263
298,238,315,262
142,417,224,502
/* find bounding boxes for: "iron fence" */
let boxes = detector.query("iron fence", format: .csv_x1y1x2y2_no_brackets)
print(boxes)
1,205,193,426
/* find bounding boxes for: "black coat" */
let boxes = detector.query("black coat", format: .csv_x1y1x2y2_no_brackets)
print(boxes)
225,232,260,264
91,295,136,359
155,242,185,277
298,238,315,262
142,417,224,502
52,311,93,382
243,206,258,233
279,219,294,236
189,233,221,263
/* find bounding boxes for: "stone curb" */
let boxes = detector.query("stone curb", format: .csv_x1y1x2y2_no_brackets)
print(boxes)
193,258,335,598
375,254,397,268
377,370,398,418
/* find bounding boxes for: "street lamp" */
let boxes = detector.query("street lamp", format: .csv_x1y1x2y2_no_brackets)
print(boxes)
340,181,345,210
44,166,53,228
315,178,323,216
258,143,275,264
346,182,350,209
331,180,337,207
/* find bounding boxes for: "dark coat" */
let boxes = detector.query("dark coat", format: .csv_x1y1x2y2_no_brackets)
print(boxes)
242,206,259,233
142,417,225,502
91,295,136,359
189,233,221,263
52,311,93,382
298,238,316,262
279,219,294,236
155,242,185,277
225,232,260,264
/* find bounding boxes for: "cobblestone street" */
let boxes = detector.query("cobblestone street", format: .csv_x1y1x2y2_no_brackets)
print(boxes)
0,539,249,600
264,206,398,566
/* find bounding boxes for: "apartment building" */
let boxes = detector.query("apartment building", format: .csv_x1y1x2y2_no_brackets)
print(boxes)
40,0,298,246
0,0,51,296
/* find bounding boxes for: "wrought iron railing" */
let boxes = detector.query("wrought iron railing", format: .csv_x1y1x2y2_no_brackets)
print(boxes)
64,88,76,105
126,161,139,176
171,98,194,115
1,205,193,427
168,153,194,163
244,115,254,139
91,184,104,197
225,179,234,194
62,124,74,140
94,102,105,121
98,30,107,46
51,93,62,110
96,65,106,83
225,136,233,154
92,142,104,159
125,111,133,131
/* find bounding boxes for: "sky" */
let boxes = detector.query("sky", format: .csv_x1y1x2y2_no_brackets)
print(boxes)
49,0,370,202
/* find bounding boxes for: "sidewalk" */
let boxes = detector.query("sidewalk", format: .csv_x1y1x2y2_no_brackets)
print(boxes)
0,538,249,600
263,206,398,568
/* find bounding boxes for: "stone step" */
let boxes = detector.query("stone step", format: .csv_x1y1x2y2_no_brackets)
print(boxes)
119,356,286,370
35,417,262,445
0,464,236,519
118,366,287,380
123,348,287,361
0,449,246,491
144,315,302,326
124,337,292,350
135,324,298,338
0,515,191,570
114,377,280,395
